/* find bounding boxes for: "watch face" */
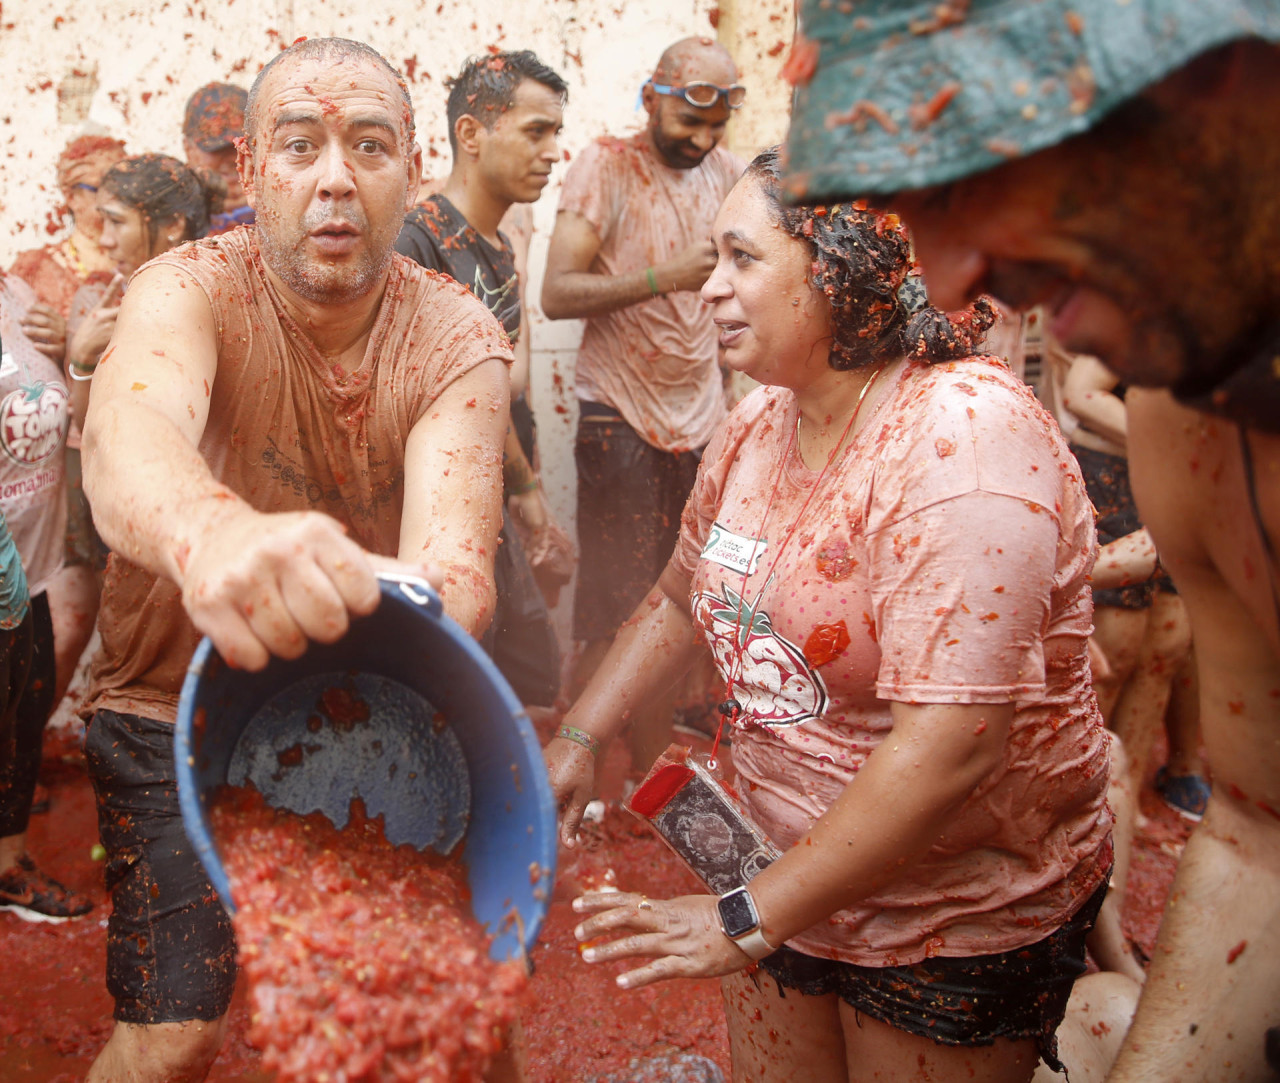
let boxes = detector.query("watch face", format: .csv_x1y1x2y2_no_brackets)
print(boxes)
717,888,758,939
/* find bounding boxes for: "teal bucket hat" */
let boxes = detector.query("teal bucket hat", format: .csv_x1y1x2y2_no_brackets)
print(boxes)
783,0,1280,202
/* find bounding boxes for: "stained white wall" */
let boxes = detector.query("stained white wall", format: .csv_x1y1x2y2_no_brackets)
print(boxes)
0,0,795,642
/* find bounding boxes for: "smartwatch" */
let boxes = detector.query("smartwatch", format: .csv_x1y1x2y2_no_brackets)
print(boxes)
716,886,775,961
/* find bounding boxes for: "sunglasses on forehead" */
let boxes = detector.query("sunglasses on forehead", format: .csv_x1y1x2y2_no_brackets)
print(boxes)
649,81,746,110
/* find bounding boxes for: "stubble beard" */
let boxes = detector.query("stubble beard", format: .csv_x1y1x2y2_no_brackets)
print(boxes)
256,204,397,306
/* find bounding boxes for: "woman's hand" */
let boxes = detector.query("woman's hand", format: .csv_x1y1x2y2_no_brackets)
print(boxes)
67,275,125,373
21,303,67,363
573,890,751,989
545,737,595,848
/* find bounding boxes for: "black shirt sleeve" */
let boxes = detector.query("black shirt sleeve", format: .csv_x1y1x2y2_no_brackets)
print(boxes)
395,210,446,273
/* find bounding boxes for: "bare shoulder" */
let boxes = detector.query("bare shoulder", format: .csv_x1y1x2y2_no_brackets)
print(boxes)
1129,387,1280,652
1126,389,1270,570
107,263,218,365
1125,390,1204,553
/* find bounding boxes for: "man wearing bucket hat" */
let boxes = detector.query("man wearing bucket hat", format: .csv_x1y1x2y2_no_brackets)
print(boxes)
182,81,253,234
784,1,1280,1078
79,37,511,1081
541,36,744,765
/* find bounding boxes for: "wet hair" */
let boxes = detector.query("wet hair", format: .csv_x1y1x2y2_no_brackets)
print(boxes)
745,148,995,370
445,51,568,155
99,154,224,248
245,37,415,144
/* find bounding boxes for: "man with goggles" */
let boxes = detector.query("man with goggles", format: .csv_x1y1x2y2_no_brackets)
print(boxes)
649,80,747,110
542,36,746,771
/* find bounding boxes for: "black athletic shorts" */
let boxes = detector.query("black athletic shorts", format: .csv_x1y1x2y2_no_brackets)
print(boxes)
573,405,702,643
85,709,236,1024
759,881,1108,1074
0,604,34,837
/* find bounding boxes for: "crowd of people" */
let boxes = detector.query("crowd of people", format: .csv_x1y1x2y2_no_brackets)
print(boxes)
0,5,1275,1081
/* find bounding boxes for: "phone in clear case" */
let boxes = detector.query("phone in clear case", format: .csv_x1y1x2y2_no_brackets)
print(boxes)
626,744,781,894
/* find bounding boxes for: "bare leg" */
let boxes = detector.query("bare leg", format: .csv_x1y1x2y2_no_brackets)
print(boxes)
0,831,24,875
1086,735,1146,982
1032,972,1140,1083
1091,607,1148,723
838,1000,1039,1082
87,1017,228,1083
45,562,100,708
1109,792,1280,1082
722,968,848,1083
1110,592,1192,797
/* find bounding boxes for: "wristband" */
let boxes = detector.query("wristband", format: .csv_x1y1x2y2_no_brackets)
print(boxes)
556,724,601,757
508,478,540,495
68,366,95,382
645,266,660,296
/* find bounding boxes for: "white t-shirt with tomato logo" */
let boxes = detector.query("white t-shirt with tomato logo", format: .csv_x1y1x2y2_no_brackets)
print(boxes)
0,275,69,597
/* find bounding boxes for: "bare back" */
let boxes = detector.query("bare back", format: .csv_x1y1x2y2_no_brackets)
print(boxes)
1116,388,1280,1080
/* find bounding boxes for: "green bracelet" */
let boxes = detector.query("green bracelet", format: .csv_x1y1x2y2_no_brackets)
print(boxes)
556,724,601,757
645,266,660,296
508,478,539,495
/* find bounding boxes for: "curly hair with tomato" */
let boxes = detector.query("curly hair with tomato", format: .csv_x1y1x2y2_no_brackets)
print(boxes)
746,147,995,371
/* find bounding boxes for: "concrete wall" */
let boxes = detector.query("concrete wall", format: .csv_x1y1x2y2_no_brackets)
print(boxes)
0,0,796,642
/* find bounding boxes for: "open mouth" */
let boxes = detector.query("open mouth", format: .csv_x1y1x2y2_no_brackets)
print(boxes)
714,319,747,347
309,222,360,255
312,221,358,237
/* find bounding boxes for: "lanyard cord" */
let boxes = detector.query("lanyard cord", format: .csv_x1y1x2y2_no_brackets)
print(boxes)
711,362,890,762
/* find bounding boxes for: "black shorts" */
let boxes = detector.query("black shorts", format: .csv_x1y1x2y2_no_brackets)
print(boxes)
573,406,702,643
85,709,236,1024
759,882,1107,1074
0,605,34,837
1071,444,1174,608
0,592,53,837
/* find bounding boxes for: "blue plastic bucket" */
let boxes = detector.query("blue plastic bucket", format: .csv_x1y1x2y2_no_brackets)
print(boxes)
174,574,555,961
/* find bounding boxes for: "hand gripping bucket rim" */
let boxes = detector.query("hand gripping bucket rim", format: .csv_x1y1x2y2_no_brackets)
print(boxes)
174,573,557,962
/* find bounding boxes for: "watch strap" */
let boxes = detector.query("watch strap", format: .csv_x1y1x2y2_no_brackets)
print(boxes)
718,886,776,960
731,923,776,961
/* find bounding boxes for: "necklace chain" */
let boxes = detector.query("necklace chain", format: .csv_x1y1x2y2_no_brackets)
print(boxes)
64,235,90,278
711,362,890,758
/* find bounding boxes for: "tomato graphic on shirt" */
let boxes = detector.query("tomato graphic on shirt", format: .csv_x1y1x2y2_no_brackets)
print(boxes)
691,580,828,728
0,381,68,467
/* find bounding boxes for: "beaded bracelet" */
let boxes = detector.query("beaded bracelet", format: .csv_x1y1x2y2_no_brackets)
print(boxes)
555,724,600,757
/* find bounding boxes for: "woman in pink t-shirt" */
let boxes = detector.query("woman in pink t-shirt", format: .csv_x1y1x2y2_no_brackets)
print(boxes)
546,149,1114,1082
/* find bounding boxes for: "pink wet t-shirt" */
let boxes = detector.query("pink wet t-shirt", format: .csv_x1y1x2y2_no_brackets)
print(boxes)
670,357,1112,966
557,135,742,452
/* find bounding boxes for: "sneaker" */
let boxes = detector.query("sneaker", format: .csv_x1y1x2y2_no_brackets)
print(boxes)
0,854,93,923
1155,768,1211,822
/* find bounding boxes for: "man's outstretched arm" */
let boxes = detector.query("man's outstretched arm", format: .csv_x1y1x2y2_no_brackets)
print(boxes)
82,265,400,670
399,356,510,639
